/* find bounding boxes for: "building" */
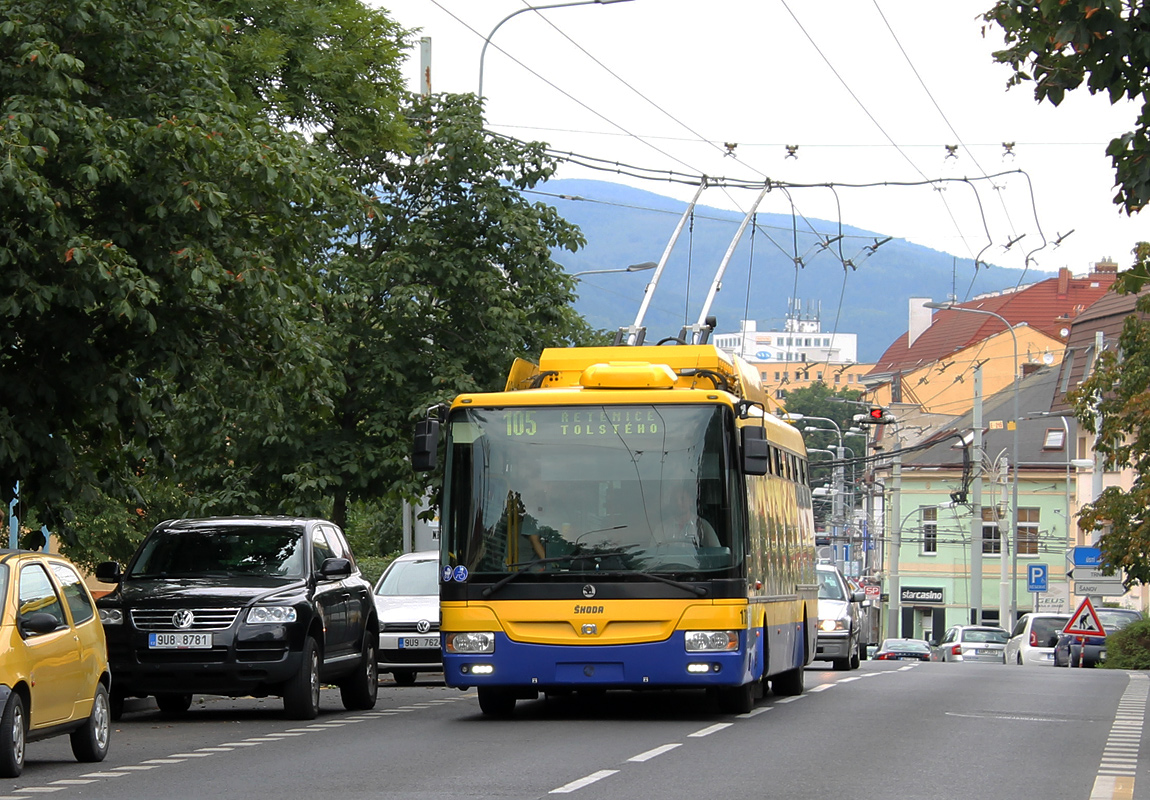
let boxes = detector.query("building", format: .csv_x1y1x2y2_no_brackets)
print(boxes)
713,306,872,401
871,367,1080,639
865,263,1119,416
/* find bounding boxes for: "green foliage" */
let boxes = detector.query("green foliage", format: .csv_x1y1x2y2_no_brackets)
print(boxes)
984,1,1150,212
1074,252,1150,584
774,384,866,525
0,0,410,540
1101,618,1150,670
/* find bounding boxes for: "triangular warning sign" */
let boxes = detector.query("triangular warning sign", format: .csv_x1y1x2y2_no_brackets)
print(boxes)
1064,597,1107,636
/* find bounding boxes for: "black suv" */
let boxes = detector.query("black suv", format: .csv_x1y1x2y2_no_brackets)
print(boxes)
95,516,378,719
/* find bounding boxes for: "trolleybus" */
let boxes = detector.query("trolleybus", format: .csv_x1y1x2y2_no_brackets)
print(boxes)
414,342,818,716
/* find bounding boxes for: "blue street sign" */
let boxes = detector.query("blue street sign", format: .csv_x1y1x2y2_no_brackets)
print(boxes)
1027,563,1049,593
1072,546,1103,568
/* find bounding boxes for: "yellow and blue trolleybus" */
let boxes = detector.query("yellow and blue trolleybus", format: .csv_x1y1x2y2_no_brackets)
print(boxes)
414,343,817,716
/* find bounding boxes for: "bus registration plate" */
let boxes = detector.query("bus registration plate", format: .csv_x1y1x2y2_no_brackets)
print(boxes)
400,637,439,649
149,632,212,649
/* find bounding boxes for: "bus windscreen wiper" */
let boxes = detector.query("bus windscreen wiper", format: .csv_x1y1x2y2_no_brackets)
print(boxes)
480,544,638,598
599,571,707,597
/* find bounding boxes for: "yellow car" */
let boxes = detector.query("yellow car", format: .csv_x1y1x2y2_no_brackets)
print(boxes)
0,550,111,777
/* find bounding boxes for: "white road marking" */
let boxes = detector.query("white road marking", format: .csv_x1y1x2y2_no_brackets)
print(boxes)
628,743,682,762
550,770,619,794
689,723,733,737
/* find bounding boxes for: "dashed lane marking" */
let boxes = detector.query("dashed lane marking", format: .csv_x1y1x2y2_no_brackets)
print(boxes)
628,743,682,762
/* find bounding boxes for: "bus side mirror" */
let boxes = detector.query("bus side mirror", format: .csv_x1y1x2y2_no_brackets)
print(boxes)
741,426,769,476
413,418,440,472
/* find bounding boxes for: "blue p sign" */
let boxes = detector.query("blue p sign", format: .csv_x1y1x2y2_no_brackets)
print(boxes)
1027,563,1048,593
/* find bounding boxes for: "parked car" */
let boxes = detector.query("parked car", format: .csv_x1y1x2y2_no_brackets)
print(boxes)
1054,607,1143,668
812,563,865,671
374,550,441,685
874,638,932,661
932,625,1009,663
1004,612,1072,666
0,550,111,777
95,516,379,719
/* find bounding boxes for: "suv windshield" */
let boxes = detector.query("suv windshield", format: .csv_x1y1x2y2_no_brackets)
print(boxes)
129,525,307,578
441,404,743,577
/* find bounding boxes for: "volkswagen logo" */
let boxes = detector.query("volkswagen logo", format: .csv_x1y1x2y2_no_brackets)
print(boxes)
172,609,195,629
416,619,431,634
582,584,596,598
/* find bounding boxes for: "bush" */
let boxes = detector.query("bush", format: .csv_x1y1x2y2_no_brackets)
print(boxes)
1102,618,1150,670
355,553,400,587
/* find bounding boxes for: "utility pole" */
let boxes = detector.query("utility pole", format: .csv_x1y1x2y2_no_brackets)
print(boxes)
887,436,902,639
970,366,983,625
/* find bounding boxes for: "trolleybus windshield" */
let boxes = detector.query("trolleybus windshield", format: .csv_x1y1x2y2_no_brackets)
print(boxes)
442,404,744,577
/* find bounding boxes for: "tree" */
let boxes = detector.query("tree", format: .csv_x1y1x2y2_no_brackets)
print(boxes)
984,1,1150,213
0,0,410,541
776,383,866,528
1074,244,1150,584
168,92,600,530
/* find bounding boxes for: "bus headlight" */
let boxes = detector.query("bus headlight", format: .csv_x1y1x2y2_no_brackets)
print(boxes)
819,618,847,632
445,632,495,654
684,631,738,652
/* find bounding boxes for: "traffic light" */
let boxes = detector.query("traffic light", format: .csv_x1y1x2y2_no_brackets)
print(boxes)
854,408,893,425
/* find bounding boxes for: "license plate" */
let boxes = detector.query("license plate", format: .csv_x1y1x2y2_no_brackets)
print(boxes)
399,636,439,649
976,649,995,655
149,632,212,649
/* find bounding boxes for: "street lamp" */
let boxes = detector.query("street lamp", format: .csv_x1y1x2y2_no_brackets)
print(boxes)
478,0,634,99
925,301,1020,628
571,261,657,279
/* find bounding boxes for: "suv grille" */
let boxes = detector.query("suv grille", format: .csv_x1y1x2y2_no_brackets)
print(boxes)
131,608,241,631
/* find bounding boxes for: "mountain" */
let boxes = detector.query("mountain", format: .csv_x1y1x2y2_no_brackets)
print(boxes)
537,179,1032,363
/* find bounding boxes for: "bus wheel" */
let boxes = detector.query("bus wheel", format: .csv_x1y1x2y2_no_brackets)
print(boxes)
477,687,516,718
772,666,804,696
717,682,755,714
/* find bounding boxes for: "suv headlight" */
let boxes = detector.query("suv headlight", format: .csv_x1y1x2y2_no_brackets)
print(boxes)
246,606,298,624
685,631,738,652
819,618,847,632
98,608,123,625
445,632,495,654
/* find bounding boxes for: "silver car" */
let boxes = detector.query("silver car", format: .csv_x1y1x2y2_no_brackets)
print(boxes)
933,625,1009,663
374,551,441,685
813,563,864,671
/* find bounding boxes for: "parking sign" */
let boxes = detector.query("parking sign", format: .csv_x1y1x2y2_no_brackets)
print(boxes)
1027,563,1049,593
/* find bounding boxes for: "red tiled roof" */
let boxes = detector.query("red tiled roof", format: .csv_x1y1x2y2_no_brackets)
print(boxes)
869,267,1117,375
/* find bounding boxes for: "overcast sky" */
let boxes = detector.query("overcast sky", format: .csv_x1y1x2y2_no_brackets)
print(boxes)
375,0,1145,280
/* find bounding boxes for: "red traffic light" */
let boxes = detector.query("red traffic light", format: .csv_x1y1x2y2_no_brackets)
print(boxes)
854,408,892,425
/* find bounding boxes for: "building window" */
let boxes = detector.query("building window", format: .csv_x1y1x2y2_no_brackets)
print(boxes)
921,507,937,555
982,507,1001,555
834,373,841,384
817,371,823,380
761,371,768,381
1018,508,1040,556
774,371,780,381
1043,428,1065,450
848,375,855,383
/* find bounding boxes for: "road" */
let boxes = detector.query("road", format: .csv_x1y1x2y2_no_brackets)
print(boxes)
9,662,1146,800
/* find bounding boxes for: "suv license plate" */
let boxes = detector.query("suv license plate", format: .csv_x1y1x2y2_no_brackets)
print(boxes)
149,632,212,649
400,636,439,649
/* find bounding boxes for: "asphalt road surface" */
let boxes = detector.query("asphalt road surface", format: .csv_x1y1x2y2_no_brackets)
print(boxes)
6,663,1146,800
